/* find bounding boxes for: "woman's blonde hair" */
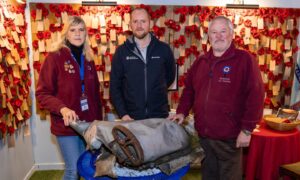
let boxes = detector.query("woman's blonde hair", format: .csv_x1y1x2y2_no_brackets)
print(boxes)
51,16,94,61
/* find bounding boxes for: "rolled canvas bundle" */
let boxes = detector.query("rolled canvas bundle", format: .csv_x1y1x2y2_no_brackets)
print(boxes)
72,118,190,164
71,118,198,177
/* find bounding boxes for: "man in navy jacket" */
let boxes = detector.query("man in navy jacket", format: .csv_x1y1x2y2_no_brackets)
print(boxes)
110,8,176,120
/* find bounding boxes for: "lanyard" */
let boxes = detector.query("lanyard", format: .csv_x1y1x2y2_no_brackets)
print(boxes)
71,53,85,94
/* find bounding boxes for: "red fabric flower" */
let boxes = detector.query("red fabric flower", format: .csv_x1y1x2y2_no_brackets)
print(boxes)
4,76,10,86
18,49,26,58
43,31,51,39
282,80,290,88
36,31,44,40
42,8,49,17
32,40,39,50
202,44,208,52
178,75,185,87
177,57,185,66
33,62,42,72
49,4,57,13
292,28,299,37
257,47,265,55
31,9,36,20
49,24,57,32
0,122,6,134
14,99,23,108
244,19,252,28
104,81,109,88
152,25,165,37
24,111,31,119
264,97,271,105
213,7,223,16
171,91,179,102
8,126,14,135
36,3,45,9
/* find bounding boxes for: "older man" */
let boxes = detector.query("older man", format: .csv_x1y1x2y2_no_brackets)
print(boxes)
110,8,175,121
169,16,264,179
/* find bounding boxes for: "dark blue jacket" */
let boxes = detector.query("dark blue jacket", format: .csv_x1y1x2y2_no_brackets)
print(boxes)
110,34,176,120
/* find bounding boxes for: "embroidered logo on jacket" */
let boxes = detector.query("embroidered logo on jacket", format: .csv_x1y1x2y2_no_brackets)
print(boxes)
223,66,231,74
218,66,231,83
126,56,138,60
151,56,160,59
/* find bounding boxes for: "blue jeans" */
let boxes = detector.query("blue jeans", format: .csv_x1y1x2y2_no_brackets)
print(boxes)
56,136,85,180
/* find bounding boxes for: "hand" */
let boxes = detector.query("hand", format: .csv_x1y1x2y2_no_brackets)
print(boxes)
236,130,251,148
167,113,185,125
121,114,134,121
60,107,78,126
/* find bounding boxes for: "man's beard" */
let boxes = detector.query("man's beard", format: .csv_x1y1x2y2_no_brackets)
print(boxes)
133,31,148,39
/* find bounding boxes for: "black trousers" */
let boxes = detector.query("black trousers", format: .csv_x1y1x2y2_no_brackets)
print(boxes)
200,137,243,180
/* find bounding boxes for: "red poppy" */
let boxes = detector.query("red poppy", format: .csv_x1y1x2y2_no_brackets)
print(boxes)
8,126,14,135
36,31,44,40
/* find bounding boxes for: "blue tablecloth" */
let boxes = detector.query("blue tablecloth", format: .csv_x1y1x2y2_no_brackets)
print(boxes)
77,150,190,180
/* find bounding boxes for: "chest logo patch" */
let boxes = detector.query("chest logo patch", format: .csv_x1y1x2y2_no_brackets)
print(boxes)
126,56,138,60
219,66,231,83
223,66,231,74
151,56,160,59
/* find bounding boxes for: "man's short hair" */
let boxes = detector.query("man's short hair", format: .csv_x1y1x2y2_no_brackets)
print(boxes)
208,16,234,33
130,7,151,20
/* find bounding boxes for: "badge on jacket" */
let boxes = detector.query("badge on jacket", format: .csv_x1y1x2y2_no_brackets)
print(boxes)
223,66,231,74
218,66,231,83
64,60,75,74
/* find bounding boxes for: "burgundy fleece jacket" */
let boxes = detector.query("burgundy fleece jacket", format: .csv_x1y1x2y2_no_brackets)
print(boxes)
177,43,264,140
36,47,102,136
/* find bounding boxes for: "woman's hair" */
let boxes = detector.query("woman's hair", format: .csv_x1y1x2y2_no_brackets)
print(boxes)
51,16,93,61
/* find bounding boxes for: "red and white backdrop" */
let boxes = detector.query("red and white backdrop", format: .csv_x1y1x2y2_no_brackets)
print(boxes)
29,3,300,119
0,0,31,144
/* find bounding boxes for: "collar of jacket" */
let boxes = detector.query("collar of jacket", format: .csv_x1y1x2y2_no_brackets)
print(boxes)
125,32,158,51
202,42,236,63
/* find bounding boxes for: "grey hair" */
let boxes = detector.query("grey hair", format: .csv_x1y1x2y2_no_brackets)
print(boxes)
208,16,234,33
50,16,93,61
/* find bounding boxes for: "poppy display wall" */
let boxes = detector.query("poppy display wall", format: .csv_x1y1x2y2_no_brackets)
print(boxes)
29,3,300,119
0,1,31,145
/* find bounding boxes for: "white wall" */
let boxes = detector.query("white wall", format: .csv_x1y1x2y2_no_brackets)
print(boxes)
0,127,34,180
25,0,64,171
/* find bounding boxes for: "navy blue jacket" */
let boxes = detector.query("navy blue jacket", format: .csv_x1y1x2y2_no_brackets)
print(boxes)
110,34,176,120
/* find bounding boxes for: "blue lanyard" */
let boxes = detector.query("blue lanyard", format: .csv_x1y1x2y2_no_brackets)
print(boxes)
71,53,85,94
80,53,85,94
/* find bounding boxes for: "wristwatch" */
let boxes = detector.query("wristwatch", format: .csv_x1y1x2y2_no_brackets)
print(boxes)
242,129,252,136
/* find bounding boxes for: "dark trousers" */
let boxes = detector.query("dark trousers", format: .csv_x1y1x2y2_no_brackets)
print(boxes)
200,137,243,180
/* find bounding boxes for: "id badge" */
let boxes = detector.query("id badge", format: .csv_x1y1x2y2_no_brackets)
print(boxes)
80,94,89,111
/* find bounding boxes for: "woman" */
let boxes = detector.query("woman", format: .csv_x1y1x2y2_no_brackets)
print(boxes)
36,16,102,180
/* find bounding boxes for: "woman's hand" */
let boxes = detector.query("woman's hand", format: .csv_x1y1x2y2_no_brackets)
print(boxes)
60,107,79,126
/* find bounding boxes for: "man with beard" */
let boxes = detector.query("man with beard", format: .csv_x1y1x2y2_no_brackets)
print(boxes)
110,8,176,121
169,16,264,180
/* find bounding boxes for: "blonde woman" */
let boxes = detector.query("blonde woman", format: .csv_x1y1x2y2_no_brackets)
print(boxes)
36,16,102,180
